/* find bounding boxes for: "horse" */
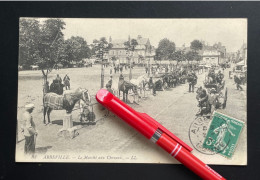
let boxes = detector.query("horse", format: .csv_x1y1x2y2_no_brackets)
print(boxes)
118,75,138,103
43,87,91,125
130,74,149,98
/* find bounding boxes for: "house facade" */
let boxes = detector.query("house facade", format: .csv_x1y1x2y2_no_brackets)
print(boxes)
202,50,221,65
202,44,227,65
108,35,155,65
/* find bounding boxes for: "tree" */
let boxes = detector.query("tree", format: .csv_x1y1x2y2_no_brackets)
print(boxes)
124,38,138,80
92,37,112,88
64,36,90,64
156,38,176,60
190,40,203,52
185,51,201,64
37,19,66,94
19,19,41,69
19,18,66,94
170,50,185,66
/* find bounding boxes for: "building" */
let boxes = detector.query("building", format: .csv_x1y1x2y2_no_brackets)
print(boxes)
108,35,155,65
202,50,221,65
202,43,227,65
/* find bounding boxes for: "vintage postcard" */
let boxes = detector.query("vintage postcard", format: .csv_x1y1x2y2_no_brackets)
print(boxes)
16,18,247,165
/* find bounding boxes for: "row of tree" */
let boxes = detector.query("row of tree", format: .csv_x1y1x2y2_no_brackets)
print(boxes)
155,38,203,64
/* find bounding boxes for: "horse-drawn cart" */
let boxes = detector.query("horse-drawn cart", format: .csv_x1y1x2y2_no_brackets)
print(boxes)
203,76,228,110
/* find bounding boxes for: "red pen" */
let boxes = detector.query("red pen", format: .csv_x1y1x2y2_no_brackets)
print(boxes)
96,89,226,180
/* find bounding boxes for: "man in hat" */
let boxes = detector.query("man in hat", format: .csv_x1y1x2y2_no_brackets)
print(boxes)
21,104,37,157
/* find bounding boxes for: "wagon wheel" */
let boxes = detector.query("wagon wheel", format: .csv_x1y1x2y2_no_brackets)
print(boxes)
222,88,228,109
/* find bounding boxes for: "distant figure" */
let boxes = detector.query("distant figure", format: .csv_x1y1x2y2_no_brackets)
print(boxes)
145,66,148,74
234,75,243,90
21,104,37,157
114,66,117,74
110,65,113,75
187,72,197,93
106,76,113,94
55,74,62,84
63,74,70,90
149,77,156,96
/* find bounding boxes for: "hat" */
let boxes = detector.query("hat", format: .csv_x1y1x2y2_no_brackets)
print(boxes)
25,103,35,110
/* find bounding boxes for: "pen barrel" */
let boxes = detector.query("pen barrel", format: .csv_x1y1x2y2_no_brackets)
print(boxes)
96,89,158,139
156,133,226,180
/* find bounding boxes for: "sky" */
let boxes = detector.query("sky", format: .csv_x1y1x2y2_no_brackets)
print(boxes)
61,18,247,52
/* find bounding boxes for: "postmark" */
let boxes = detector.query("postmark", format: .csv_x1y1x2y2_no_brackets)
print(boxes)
202,111,244,158
189,116,216,155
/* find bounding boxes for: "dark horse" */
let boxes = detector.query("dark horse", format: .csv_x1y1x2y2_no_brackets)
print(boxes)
43,87,90,125
118,74,138,103
49,80,64,95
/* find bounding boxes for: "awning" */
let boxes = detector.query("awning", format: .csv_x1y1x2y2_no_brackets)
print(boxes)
236,61,245,66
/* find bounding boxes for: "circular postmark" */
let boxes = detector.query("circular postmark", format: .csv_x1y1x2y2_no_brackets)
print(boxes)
189,116,216,155
189,115,231,155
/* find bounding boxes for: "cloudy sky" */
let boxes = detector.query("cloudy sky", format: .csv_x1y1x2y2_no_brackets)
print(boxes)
62,18,247,52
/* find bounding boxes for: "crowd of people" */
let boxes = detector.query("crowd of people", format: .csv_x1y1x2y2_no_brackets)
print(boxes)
196,67,226,116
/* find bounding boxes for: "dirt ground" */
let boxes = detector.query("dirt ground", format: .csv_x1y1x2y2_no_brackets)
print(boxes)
16,64,247,164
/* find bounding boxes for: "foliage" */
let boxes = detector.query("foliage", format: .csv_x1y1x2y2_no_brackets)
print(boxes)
155,38,176,60
64,36,90,64
92,37,112,60
170,50,185,62
190,40,203,52
19,18,66,73
124,39,138,52
37,19,66,73
19,19,41,69
185,51,202,62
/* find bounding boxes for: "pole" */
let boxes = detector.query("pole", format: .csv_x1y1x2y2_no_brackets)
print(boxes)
129,55,132,80
148,58,150,77
101,51,104,89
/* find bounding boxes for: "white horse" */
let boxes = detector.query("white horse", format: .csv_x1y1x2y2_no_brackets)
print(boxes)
130,74,150,99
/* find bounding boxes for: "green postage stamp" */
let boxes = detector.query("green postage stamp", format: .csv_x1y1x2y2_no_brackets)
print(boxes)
203,111,245,158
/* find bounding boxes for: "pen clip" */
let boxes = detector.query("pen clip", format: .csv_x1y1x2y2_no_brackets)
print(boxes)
139,112,193,152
